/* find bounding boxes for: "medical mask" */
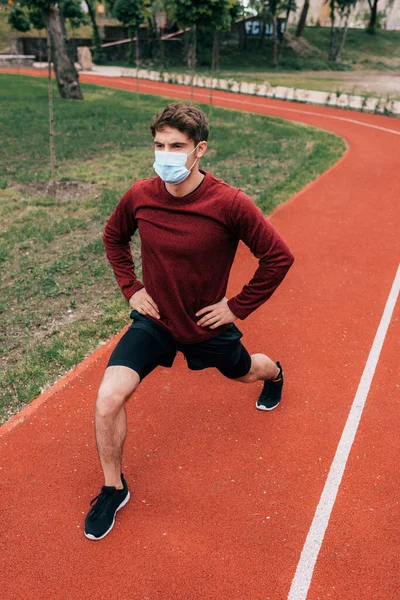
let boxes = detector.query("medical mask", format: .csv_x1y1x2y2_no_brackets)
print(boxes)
153,144,200,184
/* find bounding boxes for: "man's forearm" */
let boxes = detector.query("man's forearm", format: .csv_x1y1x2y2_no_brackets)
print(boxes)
227,248,294,320
102,232,144,302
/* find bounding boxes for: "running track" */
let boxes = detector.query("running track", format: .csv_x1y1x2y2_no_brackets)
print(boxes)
1,70,399,600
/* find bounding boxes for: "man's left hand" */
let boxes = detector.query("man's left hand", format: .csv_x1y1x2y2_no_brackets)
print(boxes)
196,297,237,329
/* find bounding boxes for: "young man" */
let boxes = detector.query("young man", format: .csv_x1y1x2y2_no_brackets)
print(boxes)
84,103,294,540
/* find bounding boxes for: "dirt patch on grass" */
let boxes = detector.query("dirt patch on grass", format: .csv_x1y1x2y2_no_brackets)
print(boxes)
15,180,98,201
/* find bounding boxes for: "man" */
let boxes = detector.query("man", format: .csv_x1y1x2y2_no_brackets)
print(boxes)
84,103,294,540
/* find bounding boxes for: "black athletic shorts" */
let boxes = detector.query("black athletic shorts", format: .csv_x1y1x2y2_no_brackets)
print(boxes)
107,309,252,382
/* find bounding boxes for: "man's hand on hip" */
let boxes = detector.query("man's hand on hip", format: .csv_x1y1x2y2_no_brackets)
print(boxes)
129,288,160,319
196,297,237,329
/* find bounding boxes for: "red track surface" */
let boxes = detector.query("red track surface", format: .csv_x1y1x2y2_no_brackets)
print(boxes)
1,69,399,600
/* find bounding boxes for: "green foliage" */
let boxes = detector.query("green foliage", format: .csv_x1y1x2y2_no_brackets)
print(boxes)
166,0,237,29
60,0,88,29
207,0,238,32
8,0,88,32
29,7,46,30
166,0,228,28
114,0,146,27
8,6,31,32
19,0,53,10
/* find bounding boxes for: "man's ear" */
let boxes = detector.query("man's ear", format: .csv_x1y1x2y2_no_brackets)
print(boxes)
197,141,207,158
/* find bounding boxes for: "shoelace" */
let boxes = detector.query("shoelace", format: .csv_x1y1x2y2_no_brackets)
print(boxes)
89,489,115,518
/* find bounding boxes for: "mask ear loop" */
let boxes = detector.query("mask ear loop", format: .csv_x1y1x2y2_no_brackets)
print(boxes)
188,156,199,172
187,142,202,171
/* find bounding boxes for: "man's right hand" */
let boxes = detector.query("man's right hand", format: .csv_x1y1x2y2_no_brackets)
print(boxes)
129,288,161,320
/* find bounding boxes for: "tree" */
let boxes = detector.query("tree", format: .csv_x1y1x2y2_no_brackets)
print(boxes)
326,0,357,62
166,0,196,70
8,0,83,99
208,0,240,72
295,0,309,38
366,0,379,33
278,0,297,59
248,0,295,67
114,0,146,66
60,0,88,64
165,0,239,73
84,0,104,62
145,0,166,64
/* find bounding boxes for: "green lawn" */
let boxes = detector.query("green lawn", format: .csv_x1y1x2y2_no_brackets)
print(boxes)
303,26,400,69
178,27,400,73
0,73,345,425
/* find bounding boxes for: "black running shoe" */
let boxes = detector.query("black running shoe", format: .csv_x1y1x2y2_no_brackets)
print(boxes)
256,362,284,411
84,473,130,540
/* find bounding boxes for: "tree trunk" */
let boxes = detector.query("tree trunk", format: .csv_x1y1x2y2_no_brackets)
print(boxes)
157,17,164,64
240,18,247,50
46,25,56,197
44,5,83,100
59,5,75,66
212,29,219,72
279,4,292,59
185,29,191,69
272,15,278,67
296,0,310,38
85,0,103,62
367,0,379,32
190,24,197,102
135,28,140,94
258,8,268,50
147,16,154,60
136,28,140,68
128,26,134,65
336,9,350,61
328,5,337,62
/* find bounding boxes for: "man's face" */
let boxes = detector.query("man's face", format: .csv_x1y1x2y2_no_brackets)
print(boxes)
153,126,206,170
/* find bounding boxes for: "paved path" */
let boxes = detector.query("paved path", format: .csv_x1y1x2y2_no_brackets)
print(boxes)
1,71,399,600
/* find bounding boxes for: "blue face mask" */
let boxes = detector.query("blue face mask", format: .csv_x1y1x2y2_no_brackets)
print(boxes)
153,144,200,184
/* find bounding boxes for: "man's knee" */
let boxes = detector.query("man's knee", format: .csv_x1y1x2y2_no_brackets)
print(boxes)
235,355,258,383
96,367,140,417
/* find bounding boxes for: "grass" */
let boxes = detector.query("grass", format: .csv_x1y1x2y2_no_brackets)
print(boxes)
213,27,400,72
0,73,345,425
304,26,400,69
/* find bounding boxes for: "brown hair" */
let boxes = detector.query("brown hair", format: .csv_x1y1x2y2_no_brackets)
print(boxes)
150,103,209,146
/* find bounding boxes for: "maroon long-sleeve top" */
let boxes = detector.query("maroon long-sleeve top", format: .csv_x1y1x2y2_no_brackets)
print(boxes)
102,171,294,344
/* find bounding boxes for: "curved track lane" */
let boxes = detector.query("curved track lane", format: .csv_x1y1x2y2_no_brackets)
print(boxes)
1,70,399,600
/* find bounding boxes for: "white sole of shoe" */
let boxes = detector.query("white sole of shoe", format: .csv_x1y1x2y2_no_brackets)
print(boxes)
256,400,280,411
84,490,131,541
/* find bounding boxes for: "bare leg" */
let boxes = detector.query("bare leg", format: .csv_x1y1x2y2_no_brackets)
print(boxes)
235,353,280,384
95,365,140,489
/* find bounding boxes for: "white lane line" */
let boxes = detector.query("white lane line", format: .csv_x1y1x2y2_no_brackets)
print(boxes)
287,263,400,600
208,94,400,137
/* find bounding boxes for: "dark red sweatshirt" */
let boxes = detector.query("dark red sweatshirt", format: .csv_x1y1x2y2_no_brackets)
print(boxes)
102,171,294,344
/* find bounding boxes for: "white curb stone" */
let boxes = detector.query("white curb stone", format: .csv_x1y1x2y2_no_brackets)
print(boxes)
348,95,363,110
364,97,379,112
